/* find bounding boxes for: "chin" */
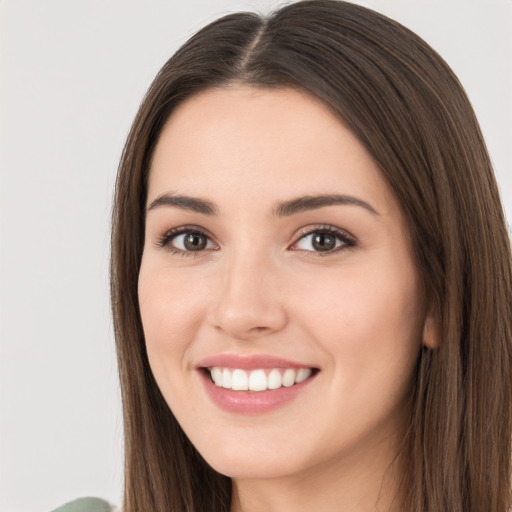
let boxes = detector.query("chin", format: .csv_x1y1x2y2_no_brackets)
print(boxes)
198,443,306,480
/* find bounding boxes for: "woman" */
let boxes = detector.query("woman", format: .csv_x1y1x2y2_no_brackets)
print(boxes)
107,1,512,511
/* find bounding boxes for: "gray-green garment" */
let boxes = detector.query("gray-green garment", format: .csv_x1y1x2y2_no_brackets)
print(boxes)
50,497,113,512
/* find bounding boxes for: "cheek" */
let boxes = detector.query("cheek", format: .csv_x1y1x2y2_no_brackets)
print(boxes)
293,264,422,447
295,262,422,373
138,260,207,375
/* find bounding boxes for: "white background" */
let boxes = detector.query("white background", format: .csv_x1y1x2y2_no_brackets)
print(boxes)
1,1,510,511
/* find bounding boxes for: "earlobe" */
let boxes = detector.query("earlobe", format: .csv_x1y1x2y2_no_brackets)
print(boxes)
422,314,440,349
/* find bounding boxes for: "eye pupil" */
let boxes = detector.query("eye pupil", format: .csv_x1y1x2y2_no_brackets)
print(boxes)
184,232,207,251
312,233,336,251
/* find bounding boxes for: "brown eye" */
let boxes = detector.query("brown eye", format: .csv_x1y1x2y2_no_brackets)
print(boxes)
158,228,216,254
292,227,356,255
183,232,207,251
311,233,337,251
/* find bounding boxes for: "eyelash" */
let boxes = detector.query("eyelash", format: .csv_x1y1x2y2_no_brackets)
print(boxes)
155,224,356,257
292,225,356,257
155,225,216,256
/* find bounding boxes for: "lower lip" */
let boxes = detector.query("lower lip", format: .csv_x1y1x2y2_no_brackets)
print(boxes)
199,370,316,414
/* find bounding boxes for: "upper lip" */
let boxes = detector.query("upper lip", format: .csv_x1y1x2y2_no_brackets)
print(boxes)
197,353,318,370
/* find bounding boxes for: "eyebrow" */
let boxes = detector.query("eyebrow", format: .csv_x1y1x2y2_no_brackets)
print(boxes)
147,194,217,215
273,194,379,217
146,193,379,217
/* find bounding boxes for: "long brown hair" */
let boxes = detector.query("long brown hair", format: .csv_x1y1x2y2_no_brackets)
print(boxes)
110,1,512,510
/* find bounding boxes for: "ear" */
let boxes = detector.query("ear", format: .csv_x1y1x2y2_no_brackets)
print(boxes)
422,313,440,349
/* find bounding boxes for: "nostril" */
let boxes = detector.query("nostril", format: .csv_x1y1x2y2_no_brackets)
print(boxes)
251,326,270,333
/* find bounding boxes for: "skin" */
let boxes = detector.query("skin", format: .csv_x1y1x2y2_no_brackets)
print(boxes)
138,86,434,512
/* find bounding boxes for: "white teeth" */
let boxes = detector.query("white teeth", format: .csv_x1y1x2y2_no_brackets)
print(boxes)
222,368,232,389
231,369,249,390
296,368,312,383
209,367,314,391
248,369,267,391
211,367,223,386
282,369,296,387
267,369,282,389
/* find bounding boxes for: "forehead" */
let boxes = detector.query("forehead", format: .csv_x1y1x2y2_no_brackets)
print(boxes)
148,85,396,218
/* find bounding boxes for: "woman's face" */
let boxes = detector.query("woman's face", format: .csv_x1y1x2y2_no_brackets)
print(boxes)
138,86,429,482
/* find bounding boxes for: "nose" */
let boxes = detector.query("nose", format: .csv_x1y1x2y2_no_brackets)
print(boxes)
207,250,288,341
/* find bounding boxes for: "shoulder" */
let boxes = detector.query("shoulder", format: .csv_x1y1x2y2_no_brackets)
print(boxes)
50,497,114,512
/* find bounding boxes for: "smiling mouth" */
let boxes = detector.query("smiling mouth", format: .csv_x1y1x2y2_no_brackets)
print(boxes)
206,367,316,392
